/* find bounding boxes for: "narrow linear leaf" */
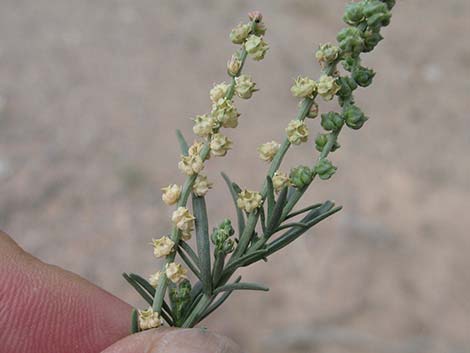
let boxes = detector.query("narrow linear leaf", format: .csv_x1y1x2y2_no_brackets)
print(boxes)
213,282,269,295
221,172,245,235
176,129,189,156
179,241,201,268
274,222,309,233
131,308,139,333
199,276,242,322
259,205,267,236
183,292,203,323
266,176,275,219
284,203,323,220
192,195,212,295
267,205,342,255
212,252,226,287
177,247,202,281
190,281,203,301
223,249,268,275
128,273,174,323
266,186,288,234
123,273,153,305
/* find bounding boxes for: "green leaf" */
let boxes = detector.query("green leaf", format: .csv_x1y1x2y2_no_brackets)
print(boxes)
222,249,268,275
266,186,288,234
274,222,309,233
213,282,269,295
221,172,245,235
284,203,323,220
179,241,201,268
267,203,342,255
199,276,241,322
129,273,156,296
192,195,212,295
176,129,189,156
131,308,139,333
266,176,275,219
259,205,267,236
123,273,153,305
177,247,202,281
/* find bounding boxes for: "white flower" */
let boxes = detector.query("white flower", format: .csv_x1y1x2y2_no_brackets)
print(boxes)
257,141,280,162
227,54,242,76
193,174,213,197
161,184,182,205
317,75,340,101
245,35,269,61
211,98,239,128
235,74,257,99
210,83,229,103
152,236,175,258
165,262,188,284
138,307,163,330
193,114,216,137
290,76,317,98
230,23,251,44
237,189,262,213
272,171,290,193
210,133,233,157
178,154,204,176
148,271,162,288
171,207,195,238
286,120,309,145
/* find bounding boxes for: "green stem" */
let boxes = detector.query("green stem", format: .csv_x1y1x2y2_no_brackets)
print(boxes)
181,294,213,328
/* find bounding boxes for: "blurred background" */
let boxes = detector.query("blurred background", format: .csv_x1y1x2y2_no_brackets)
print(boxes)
1,0,469,352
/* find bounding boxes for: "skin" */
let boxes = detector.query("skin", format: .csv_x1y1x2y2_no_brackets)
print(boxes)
0,230,243,353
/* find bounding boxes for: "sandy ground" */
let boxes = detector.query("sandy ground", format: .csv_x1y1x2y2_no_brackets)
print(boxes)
1,0,470,352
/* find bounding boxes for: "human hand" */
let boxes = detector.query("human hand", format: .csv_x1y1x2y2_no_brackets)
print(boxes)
0,230,243,353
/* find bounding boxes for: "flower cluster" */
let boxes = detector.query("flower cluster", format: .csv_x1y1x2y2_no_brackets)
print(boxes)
138,308,163,330
237,189,263,213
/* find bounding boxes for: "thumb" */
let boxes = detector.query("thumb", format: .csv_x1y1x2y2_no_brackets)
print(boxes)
101,328,245,353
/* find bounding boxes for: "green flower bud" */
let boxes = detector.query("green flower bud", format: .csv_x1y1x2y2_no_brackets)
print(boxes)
219,219,235,238
315,133,340,153
314,159,337,180
352,66,375,87
321,112,344,131
336,76,358,99
230,23,251,44
169,279,192,323
343,104,368,130
363,0,391,30
290,76,317,98
362,30,383,52
245,35,269,61
289,166,313,189
211,219,235,254
222,238,235,254
315,43,341,66
337,27,364,57
235,74,257,99
343,2,365,26
341,56,360,72
382,0,396,10
307,102,319,119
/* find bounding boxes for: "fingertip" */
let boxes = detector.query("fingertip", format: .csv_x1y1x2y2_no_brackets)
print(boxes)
101,328,245,353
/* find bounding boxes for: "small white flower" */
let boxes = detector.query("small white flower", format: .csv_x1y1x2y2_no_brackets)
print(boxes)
211,98,239,129
165,262,188,284
171,207,195,238
138,307,163,330
235,74,257,99
272,171,290,193
317,75,340,101
193,174,213,197
286,120,309,145
178,154,204,176
193,114,216,137
210,83,229,104
148,271,162,288
230,23,251,44
152,236,175,258
257,141,280,162
290,76,317,98
237,189,262,213
161,184,182,205
210,133,233,157
245,35,269,61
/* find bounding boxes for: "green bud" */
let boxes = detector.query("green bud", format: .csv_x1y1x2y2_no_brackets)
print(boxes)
211,219,235,254
336,77,358,98
352,66,375,87
343,105,368,130
341,56,360,72
222,238,235,254
314,159,337,180
253,21,267,36
343,2,365,26
382,0,396,10
289,166,313,189
219,219,235,237
362,30,383,52
307,102,319,119
315,133,340,153
321,112,344,131
169,279,192,323
363,0,391,30
337,27,364,57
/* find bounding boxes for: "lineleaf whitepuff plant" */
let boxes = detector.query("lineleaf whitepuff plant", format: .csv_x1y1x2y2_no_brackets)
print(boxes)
123,0,396,331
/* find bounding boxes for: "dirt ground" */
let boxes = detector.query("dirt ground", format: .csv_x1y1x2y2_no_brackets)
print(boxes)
1,0,469,352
